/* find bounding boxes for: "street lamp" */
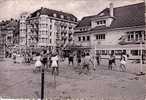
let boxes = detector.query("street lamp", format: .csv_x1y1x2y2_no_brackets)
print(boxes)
137,36,145,76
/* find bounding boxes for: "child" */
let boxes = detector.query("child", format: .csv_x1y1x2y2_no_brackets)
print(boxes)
80,53,93,75
108,53,115,70
51,53,59,75
35,53,42,71
119,52,128,72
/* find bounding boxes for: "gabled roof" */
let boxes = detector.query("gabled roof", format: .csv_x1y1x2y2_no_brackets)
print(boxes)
76,2,145,30
75,15,96,27
29,7,77,22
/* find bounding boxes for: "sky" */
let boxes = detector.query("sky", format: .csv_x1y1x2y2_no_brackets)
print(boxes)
0,0,144,21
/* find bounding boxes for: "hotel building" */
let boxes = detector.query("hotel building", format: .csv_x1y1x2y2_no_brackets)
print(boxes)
19,7,77,52
74,2,146,60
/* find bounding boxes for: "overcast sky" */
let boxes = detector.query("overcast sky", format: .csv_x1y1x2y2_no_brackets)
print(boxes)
0,0,144,21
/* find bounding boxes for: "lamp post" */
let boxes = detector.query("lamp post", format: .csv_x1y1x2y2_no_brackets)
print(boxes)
137,37,145,76
139,39,145,75
41,64,45,100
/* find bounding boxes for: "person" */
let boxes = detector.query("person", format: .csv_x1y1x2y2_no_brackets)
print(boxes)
77,51,82,66
51,53,59,75
34,53,42,71
96,53,101,65
111,52,116,67
68,52,74,65
12,52,17,63
108,53,115,70
119,52,128,72
79,53,93,75
41,50,48,69
48,52,52,68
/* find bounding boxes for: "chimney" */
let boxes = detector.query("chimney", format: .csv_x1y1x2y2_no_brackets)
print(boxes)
109,2,114,17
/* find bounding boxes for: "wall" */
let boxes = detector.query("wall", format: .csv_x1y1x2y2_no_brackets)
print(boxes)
92,26,145,47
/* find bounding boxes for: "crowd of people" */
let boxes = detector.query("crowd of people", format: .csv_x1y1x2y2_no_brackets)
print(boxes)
33,49,129,76
11,49,129,75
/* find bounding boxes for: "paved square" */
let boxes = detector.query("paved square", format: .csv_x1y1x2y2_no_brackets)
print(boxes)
0,58,146,100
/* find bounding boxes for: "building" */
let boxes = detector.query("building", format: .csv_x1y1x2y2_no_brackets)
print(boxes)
0,19,19,58
19,7,77,53
74,2,146,60
0,26,5,60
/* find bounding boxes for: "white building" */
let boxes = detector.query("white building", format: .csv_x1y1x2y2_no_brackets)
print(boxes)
74,2,145,60
19,12,29,46
19,7,77,52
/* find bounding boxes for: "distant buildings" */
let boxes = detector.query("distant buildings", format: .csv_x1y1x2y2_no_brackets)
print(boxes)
0,19,19,58
0,2,145,60
74,2,146,59
19,7,77,52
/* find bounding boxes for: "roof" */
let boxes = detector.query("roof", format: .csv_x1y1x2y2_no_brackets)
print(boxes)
29,7,77,22
75,15,96,27
76,2,145,30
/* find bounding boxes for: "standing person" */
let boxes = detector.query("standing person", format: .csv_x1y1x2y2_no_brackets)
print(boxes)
77,51,82,66
34,53,42,71
119,52,128,72
48,52,52,68
96,53,101,65
68,52,74,65
41,50,48,69
108,53,115,70
51,53,59,75
12,52,17,63
112,53,116,67
79,53,93,75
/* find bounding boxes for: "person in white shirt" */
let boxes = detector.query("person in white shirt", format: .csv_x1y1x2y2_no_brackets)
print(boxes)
51,53,59,75
119,52,128,72
35,53,42,71
79,53,93,75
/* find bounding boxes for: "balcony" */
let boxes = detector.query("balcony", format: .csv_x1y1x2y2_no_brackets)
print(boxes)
119,39,145,45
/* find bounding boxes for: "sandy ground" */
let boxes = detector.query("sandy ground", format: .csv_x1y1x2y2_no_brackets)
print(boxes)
0,58,146,100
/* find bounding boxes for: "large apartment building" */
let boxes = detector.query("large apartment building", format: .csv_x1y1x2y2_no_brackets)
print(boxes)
19,7,77,52
74,2,145,60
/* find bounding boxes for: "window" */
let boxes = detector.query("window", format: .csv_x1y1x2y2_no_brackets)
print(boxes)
83,36,85,41
50,32,52,36
87,36,90,41
50,19,52,23
101,50,106,55
115,50,122,55
96,20,106,25
130,34,134,40
127,31,145,41
103,20,106,24
131,50,139,56
50,39,52,43
78,37,81,41
135,33,139,41
50,25,52,30
96,34,105,40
